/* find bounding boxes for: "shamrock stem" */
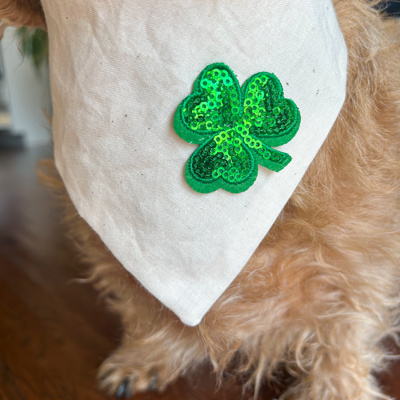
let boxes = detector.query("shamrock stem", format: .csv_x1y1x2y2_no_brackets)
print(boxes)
252,141,292,172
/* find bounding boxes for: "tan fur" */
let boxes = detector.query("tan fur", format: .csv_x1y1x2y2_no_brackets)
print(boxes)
6,0,400,398
0,0,44,32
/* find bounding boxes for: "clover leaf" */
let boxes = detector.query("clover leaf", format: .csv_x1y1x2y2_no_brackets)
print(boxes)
174,63,301,193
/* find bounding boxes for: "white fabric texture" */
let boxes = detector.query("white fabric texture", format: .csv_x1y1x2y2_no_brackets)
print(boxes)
42,0,347,326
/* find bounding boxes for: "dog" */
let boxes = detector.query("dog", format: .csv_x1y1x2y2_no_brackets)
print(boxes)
1,1,399,399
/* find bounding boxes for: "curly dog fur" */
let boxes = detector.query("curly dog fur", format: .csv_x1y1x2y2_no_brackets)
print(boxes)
2,0,400,399
0,0,44,31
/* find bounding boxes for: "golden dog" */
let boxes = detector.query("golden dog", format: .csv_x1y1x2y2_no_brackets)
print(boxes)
1,1,399,399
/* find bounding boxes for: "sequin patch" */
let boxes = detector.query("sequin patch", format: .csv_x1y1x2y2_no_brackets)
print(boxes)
173,63,301,193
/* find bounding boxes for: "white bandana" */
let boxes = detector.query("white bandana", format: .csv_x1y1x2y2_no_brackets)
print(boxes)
41,0,347,325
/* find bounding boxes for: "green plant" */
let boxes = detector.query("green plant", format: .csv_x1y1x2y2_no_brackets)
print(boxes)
16,27,48,71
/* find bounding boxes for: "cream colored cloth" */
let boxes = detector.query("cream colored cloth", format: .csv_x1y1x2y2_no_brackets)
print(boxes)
41,0,347,326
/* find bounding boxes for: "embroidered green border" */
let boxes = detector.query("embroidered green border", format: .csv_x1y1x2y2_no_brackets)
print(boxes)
173,63,301,194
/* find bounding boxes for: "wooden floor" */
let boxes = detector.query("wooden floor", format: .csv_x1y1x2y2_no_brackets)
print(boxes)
0,145,399,400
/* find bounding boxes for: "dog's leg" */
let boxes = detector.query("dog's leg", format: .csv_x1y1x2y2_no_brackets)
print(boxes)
215,303,393,400
196,240,397,400
98,322,205,397
279,318,391,400
97,294,207,397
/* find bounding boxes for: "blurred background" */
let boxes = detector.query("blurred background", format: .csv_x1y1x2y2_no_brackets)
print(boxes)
0,3,400,399
0,27,50,149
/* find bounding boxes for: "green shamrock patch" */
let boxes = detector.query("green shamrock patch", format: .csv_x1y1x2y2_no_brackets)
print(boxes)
173,63,301,193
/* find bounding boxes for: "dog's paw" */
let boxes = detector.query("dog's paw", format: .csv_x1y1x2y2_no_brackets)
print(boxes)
98,350,170,397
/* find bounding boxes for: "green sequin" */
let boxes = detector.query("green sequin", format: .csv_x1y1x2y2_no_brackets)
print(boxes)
173,63,301,194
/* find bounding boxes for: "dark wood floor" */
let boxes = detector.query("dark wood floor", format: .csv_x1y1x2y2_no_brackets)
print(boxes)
0,145,399,400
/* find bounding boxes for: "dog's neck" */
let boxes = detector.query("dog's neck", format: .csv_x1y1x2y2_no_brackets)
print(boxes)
41,0,347,325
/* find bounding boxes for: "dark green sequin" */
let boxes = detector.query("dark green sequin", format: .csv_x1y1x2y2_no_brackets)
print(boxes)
174,63,301,193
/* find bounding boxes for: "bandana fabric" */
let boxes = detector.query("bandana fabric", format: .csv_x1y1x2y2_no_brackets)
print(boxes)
41,0,347,326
